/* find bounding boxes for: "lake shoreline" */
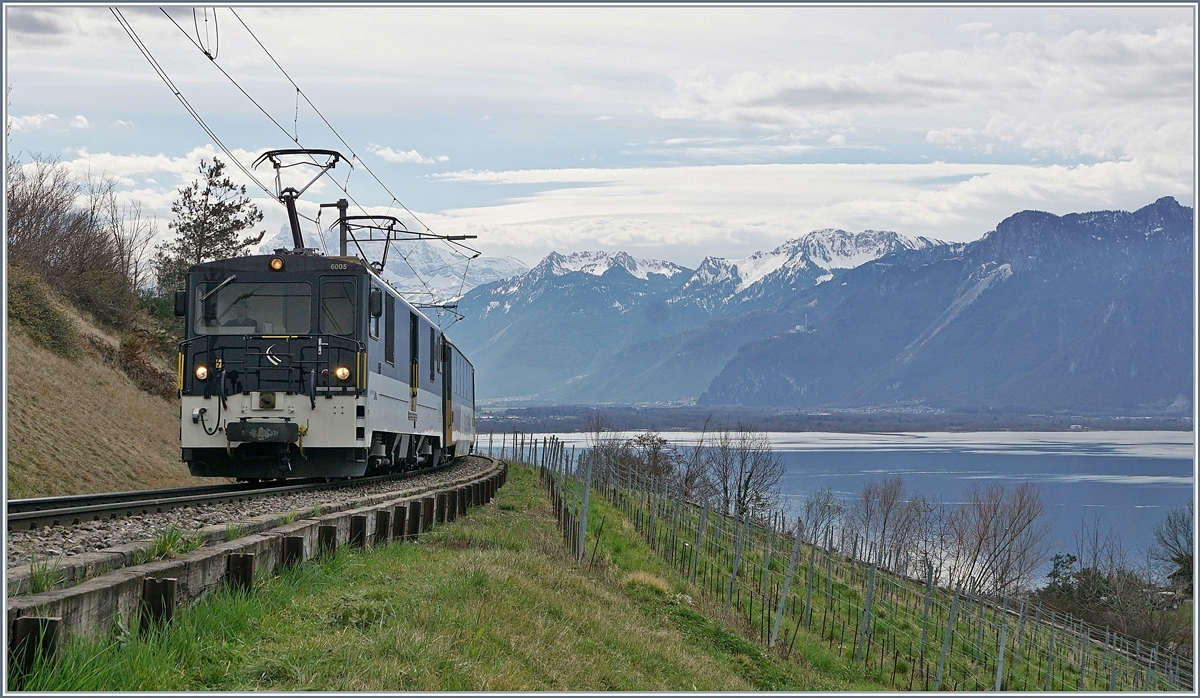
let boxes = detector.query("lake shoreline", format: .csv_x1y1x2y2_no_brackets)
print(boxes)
477,405,1192,435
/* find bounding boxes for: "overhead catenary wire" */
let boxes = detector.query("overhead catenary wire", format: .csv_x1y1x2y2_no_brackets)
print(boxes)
227,8,479,261
110,7,274,201
155,8,442,302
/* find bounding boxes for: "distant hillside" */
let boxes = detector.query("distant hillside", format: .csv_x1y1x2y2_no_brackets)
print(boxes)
700,197,1194,414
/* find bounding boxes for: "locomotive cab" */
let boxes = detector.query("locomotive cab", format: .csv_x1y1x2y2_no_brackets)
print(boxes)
177,251,474,480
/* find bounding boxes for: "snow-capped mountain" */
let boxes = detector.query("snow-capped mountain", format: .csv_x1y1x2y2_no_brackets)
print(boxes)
702,197,1193,412
258,225,527,302
470,250,690,321
540,250,687,281
677,229,946,309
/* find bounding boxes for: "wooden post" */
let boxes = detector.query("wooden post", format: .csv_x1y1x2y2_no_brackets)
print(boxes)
375,510,392,545
854,562,877,664
727,512,751,609
918,562,934,667
9,616,60,683
410,502,424,538
691,503,708,585
282,535,305,567
577,453,593,562
140,577,178,633
227,553,255,592
393,504,408,541
804,530,817,629
994,597,1008,691
318,524,338,556
350,515,368,547
422,496,435,531
1044,616,1058,691
934,583,961,691
446,490,458,523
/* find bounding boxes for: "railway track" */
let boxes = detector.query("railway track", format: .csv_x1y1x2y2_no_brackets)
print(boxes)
7,466,451,531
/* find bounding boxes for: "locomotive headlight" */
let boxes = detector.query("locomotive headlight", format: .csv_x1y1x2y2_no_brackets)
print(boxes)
194,364,209,381
269,257,285,271
333,365,351,381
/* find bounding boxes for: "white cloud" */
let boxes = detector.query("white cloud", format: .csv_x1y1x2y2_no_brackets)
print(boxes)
113,119,132,127
424,159,1190,265
656,23,1193,163
597,115,614,121
926,127,977,144
956,22,993,33
70,115,91,129
7,113,59,131
368,144,446,164
827,134,846,146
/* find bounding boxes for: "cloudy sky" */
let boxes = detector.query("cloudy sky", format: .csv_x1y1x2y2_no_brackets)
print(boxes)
5,4,1195,270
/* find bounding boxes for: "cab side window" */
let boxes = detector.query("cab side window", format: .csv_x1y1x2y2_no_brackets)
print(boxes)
319,279,356,335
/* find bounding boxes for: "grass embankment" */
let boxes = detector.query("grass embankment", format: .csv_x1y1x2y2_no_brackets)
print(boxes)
6,268,208,498
16,464,882,691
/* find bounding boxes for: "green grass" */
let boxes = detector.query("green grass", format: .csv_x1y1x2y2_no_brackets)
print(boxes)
132,526,205,566
27,554,66,594
17,465,881,691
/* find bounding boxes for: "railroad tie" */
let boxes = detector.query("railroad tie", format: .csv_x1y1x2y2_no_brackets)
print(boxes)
436,493,448,525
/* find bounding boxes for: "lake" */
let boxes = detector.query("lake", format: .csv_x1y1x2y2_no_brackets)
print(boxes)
501,430,1194,571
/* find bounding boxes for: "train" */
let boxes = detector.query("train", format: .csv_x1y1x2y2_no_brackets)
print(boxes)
174,249,476,480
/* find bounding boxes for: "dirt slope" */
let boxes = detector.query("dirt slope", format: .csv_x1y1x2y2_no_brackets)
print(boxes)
6,299,223,498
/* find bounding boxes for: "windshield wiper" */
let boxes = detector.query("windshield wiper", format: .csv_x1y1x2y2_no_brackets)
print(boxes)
200,275,237,302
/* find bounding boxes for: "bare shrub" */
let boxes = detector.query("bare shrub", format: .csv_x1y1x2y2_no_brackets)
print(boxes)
1150,502,1193,595
1039,514,1192,654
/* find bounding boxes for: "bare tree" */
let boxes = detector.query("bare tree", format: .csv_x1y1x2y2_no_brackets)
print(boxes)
7,155,142,328
851,476,908,562
676,416,714,503
945,482,1049,594
704,424,784,521
106,197,158,291
802,488,844,546
1041,515,1191,654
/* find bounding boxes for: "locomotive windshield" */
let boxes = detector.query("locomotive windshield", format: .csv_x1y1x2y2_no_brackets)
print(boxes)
193,281,312,335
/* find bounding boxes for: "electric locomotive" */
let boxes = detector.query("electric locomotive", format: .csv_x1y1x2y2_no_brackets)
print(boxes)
174,248,476,480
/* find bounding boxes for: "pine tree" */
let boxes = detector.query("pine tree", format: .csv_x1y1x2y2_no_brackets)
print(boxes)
153,157,265,291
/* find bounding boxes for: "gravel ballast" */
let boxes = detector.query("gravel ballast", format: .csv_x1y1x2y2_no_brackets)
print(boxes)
7,456,496,570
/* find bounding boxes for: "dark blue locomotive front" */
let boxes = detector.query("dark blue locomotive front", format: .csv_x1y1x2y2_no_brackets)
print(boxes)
177,250,475,480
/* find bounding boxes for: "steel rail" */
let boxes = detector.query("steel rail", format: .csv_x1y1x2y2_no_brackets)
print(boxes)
6,463,452,531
